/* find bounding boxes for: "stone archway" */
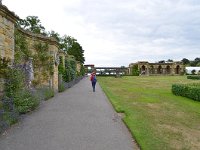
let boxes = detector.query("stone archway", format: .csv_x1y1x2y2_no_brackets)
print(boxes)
141,65,146,75
166,65,171,74
149,65,154,74
175,65,180,74
158,65,162,74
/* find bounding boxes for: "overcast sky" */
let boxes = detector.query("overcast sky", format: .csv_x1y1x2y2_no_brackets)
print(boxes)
3,0,200,67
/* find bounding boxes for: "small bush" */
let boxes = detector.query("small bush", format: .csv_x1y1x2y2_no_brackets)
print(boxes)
14,90,39,114
172,83,200,101
43,88,54,101
187,75,200,80
58,83,65,92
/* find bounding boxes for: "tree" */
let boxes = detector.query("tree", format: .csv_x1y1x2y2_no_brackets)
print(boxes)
17,16,46,34
48,30,61,42
132,64,139,76
181,58,190,65
166,59,173,62
158,60,165,63
194,57,200,66
60,36,85,63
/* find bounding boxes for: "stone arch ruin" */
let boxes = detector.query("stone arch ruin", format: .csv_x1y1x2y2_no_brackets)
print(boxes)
129,61,184,76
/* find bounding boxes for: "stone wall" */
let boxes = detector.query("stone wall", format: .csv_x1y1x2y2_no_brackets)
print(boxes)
18,29,59,92
129,61,184,76
0,5,18,61
0,5,60,92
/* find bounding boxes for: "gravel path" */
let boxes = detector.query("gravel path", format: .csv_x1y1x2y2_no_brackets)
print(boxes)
0,77,137,150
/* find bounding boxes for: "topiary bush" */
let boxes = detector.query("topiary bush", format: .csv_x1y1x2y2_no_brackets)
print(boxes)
187,75,200,80
172,83,200,101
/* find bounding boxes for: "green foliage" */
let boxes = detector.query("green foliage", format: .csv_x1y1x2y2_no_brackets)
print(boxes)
43,88,54,101
181,57,200,66
4,68,25,97
4,68,39,114
14,30,31,63
2,111,18,126
58,83,65,92
172,83,200,101
60,36,85,63
17,16,46,34
80,64,85,76
0,57,9,78
131,64,139,76
187,75,200,80
33,43,54,84
48,30,60,42
14,90,39,113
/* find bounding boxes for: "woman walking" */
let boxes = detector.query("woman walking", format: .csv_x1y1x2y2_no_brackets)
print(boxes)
90,72,97,92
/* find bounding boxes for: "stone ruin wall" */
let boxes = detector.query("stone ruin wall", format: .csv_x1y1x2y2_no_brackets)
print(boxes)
0,5,60,92
0,5,18,61
18,29,59,91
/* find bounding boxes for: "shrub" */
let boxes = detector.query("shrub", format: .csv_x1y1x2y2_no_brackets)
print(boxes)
58,83,65,92
43,88,54,101
1,96,19,125
14,90,39,114
172,83,200,101
187,75,200,80
131,64,139,76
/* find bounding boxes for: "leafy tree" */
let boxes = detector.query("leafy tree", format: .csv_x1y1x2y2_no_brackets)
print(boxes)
181,58,190,65
132,64,139,76
60,36,85,63
158,60,165,63
17,16,46,34
48,30,61,42
194,57,200,66
166,59,173,62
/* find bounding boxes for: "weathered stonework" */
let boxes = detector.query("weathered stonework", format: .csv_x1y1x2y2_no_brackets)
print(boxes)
0,4,82,93
17,29,59,92
0,5,18,61
129,61,184,76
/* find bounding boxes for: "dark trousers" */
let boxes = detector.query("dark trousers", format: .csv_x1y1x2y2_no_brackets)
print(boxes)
92,82,96,92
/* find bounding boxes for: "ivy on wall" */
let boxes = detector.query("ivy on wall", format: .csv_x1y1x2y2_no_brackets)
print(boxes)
14,29,32,64
32,42,54,86
0,57,10,78
58,57,77,83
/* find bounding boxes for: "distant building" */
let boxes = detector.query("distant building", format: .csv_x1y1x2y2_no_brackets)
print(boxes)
129,61,184,75
185,67,200,74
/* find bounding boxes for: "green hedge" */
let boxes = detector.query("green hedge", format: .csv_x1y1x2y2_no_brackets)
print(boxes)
172,83,200,101
187,75,200,80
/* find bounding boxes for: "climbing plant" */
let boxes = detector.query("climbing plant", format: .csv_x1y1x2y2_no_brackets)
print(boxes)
14,29,32,64
32,43,54,86
0,57,10,78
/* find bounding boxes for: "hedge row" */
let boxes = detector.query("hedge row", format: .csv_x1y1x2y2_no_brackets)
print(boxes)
187,75,200,80
172,83,200,101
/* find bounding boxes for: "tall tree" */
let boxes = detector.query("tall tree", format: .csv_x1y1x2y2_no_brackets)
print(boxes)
181,58,190,65
60,36,85,63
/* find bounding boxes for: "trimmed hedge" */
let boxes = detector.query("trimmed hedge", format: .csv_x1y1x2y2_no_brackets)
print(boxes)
172,83,200,101
187,75,200,80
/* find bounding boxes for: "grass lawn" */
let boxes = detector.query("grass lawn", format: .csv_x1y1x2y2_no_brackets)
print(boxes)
98,76,200,150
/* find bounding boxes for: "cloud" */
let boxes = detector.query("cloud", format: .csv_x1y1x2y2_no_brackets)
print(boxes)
3,0,200,67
